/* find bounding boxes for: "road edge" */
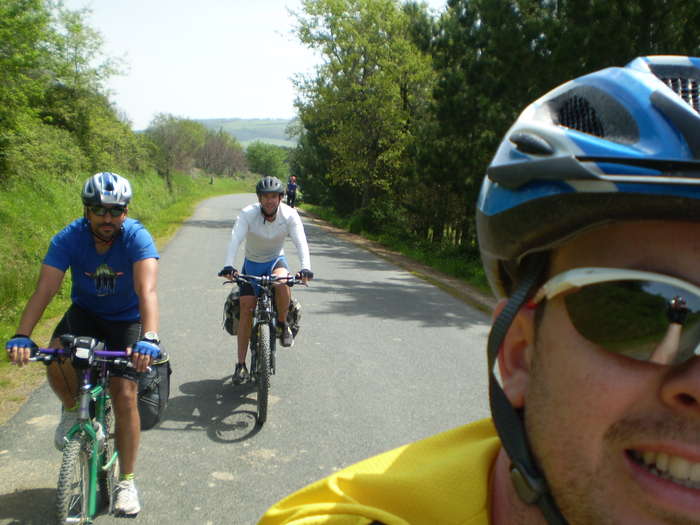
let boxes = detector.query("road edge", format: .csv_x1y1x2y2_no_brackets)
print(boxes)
298,209,497,315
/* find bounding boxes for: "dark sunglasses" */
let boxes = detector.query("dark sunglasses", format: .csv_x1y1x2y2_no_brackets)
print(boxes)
89,206,125,217
531,267,700,366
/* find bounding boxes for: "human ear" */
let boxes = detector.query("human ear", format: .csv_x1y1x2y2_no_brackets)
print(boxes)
494,298,536,408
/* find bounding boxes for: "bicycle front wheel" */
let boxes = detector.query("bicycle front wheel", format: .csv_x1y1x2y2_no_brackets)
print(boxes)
56,437,90,524
254,323,271,427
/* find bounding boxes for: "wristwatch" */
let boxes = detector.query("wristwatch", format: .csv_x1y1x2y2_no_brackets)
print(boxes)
142,331,160,344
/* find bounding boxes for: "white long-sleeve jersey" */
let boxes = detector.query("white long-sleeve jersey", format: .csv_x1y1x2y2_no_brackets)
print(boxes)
224,202,311,270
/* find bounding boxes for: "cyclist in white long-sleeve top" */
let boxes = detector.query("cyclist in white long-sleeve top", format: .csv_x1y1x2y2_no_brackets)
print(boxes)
218,176,312,383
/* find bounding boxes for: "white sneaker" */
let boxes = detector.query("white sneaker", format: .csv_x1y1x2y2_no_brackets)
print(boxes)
114,479,141,516
280,323,294,348
54,407,79,451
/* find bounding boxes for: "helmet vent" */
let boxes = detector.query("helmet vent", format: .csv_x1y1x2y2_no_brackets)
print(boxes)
660,77,700,114
557,95,605,137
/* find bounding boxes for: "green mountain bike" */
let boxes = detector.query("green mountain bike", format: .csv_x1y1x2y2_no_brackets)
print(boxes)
31,335,133,524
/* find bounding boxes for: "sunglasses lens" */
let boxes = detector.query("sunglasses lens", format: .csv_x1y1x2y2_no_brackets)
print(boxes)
564,280,700,365
90,206,123,217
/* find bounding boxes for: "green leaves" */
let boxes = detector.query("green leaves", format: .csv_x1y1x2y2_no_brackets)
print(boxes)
0,0,136,180
293,0,435,216
245,141,289,179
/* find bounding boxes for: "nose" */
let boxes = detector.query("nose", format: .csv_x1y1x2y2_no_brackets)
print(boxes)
660,356,700,418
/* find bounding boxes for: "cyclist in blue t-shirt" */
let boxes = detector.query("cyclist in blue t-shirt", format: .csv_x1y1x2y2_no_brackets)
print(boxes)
5,172,161,517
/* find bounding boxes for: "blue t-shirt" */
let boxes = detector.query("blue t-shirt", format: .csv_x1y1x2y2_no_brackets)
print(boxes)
43,218,159,321
287,182,297,193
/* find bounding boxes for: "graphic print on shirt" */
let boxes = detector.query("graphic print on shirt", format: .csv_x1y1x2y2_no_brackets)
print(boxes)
84,263,124,296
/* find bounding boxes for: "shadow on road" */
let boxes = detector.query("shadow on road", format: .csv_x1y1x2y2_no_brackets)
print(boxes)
0,487,55,524
182,219,233,229
158,377,264,443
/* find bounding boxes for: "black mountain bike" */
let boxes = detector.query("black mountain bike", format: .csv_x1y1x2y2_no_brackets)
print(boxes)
224,273,305,427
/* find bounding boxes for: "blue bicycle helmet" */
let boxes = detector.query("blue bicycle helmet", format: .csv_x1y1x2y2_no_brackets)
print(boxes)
478,55,700,298
81,172,133,207
477,56,700,525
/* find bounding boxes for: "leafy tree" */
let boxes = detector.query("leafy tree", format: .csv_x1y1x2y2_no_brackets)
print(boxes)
293,0,435,226
145,114,207,186
0,0,145,181
198,129,247,176
0,0,53,177
245,141,289,179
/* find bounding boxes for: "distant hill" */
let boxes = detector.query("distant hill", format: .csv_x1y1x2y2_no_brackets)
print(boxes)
197,118,297,148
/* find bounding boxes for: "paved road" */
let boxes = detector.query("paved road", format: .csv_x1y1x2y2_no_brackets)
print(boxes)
0,193,492,525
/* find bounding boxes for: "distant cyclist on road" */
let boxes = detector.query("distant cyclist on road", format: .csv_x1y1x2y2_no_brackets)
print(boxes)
5,172,161,517
218,176,312,384
286,175,298,208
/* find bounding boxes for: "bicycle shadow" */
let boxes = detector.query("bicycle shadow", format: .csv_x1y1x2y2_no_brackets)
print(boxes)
0,488,55,524
158,376,264,443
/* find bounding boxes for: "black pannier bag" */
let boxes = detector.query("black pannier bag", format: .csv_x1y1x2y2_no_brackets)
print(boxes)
137,351,172,430
223,289,240,335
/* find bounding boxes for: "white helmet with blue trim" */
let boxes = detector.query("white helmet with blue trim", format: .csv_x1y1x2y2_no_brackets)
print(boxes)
478,55,700,298
81,172,133,207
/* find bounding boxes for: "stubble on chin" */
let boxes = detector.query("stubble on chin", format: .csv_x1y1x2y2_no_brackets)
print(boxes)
524,354,700,525
522,349,617,525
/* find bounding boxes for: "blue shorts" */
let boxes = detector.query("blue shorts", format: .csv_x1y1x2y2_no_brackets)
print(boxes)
240,256,289,296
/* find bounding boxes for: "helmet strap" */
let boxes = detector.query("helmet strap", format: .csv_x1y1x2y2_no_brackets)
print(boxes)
92,229,116,245
84,215,122,246
487,253,568,525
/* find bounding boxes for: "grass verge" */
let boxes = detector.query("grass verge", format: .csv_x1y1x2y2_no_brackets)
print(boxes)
301,203,491,293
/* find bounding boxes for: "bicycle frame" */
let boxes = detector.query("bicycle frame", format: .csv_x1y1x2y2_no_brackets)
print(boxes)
65,360,118,518
33,342,130,522
249,275,278,374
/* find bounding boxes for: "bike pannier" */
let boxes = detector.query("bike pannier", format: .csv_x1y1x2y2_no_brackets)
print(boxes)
223,289,240,335
137,351,171,431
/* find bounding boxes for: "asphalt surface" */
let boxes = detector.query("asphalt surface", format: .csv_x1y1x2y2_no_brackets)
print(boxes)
0,193,493,525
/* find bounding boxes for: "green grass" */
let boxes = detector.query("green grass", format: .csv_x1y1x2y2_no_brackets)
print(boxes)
301,203,490,293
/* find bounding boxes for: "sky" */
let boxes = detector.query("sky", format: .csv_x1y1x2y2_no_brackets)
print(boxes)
64,0,447,131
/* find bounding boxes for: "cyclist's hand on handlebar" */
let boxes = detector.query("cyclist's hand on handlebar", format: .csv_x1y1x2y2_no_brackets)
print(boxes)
5,334,37,367
130,339,160,372
296,269,313,285
218,266,237,279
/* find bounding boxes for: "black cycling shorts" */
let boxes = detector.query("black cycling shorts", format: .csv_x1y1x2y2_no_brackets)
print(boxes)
51,303,142,382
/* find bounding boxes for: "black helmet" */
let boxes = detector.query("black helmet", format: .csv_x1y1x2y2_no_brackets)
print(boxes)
256,176,285,196
81,172,132,207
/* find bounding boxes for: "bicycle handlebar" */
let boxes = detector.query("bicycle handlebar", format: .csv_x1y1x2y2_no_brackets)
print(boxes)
223,274,307,288
29,347,134,368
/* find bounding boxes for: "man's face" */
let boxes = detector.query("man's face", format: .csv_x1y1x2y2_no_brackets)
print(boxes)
259,192,282,216
86,205,127,240
519,220,700,525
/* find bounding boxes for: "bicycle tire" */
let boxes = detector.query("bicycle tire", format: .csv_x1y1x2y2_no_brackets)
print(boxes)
56,436,89,524
255,323,271,427
98,401,118,514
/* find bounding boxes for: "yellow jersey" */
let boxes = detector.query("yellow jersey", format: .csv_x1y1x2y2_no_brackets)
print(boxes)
259,418,500,525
